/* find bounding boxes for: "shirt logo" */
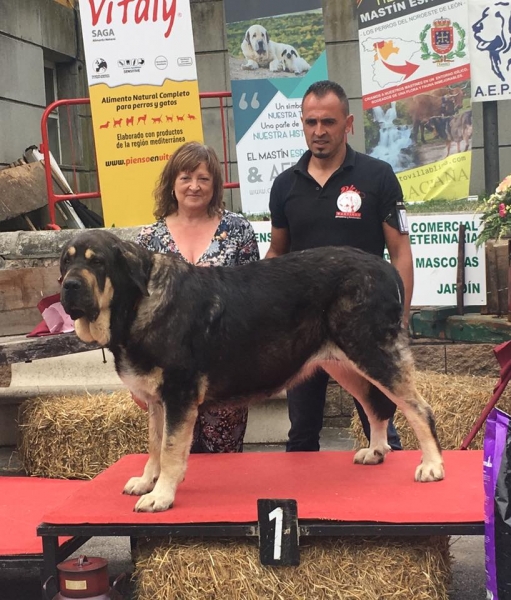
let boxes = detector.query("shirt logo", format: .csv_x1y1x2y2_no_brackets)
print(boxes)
336,186,362,219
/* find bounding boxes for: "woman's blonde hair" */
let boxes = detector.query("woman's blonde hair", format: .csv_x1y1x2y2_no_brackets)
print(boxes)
153,141,224,218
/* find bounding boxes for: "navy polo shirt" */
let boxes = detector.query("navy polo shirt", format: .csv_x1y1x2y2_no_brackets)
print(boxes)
269,145,403,256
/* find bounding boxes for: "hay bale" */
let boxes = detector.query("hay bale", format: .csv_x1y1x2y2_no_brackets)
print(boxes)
18,391,147,478
134,536,451,600
350,370,511,450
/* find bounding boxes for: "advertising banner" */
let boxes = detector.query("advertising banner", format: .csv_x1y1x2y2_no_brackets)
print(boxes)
78,0,203,227
356,0,472,202
224,0,327,215
252,214,486,306
467,0,511,102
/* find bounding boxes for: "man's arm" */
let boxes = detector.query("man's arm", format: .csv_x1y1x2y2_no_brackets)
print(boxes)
383,222,413,328
265,226,291,258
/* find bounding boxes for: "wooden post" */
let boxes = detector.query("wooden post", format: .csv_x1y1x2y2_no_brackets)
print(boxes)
456,224,466,315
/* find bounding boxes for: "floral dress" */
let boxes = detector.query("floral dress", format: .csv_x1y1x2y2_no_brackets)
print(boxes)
136,210,260,452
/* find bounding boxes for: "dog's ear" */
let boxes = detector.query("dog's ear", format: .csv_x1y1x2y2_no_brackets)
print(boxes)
281,49,286,57
245,30,251,46
114,241,151,297
291,49,297,57
266,30,270,43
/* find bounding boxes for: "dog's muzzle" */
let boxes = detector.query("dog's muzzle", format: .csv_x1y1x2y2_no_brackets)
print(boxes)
61,277,98,321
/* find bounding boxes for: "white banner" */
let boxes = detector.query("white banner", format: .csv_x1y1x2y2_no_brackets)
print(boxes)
79,0,198,87
468,0,511,101
251,215,486,307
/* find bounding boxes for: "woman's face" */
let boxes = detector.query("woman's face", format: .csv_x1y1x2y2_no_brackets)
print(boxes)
173,162,214,213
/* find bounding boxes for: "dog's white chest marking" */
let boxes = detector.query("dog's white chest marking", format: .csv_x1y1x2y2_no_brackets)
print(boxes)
120,366,163,405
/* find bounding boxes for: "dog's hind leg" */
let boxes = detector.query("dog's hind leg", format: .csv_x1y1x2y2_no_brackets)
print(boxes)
352,337,444,482
377,371,444,482
123,400,164,497
323,363,394,465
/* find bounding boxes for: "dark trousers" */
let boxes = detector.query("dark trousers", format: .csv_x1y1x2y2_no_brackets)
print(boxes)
286,369,402,452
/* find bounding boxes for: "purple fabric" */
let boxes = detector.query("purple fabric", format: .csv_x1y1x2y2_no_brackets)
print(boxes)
484,408,510,599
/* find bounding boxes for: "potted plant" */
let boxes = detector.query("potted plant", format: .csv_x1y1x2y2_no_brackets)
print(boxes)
476,175,511,246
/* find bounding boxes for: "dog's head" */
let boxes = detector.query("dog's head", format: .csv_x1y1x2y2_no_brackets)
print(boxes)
60,230,150,346
244,24,270,57
280,45,298,72
473,3,511,78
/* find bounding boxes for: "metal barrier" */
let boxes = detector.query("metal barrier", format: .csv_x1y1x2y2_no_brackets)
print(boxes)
40,92,238,229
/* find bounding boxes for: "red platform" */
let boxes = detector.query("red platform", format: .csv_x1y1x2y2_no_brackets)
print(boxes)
0,478,83,558
40,450,483,528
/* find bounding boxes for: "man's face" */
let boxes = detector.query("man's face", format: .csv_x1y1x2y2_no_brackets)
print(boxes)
301,92,354,160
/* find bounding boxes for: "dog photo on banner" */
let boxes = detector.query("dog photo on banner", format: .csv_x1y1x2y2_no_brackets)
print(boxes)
223,0,327,216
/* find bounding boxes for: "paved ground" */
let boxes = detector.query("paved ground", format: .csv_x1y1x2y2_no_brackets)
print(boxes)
0,429,486,600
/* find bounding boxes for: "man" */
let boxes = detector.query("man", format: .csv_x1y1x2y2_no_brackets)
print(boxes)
266,80,413,452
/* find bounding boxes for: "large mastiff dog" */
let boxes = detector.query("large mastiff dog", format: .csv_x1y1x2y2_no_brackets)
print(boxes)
60,230,444,512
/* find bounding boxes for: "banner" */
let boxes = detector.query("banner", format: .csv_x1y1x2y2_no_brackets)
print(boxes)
356,0,472,202
468,0,511,102
252,214,486,306
78,0,203,227
224,0,327,215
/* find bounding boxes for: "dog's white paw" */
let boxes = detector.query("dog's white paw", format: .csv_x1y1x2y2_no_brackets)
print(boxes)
415,460,445,482
134,491,174,513
242,62,257,70
353,445,390,465
123,476,156,496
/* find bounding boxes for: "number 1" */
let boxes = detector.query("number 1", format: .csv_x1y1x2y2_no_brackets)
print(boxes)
269,506,283,560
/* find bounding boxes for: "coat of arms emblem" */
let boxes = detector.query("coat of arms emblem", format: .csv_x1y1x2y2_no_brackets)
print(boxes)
420,19,466,66
431,18,454,55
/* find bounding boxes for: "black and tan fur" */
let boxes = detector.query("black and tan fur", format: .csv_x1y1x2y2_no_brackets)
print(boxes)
60,230,444,513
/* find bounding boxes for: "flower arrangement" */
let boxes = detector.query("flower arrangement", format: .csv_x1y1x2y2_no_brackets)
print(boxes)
476,175,511,246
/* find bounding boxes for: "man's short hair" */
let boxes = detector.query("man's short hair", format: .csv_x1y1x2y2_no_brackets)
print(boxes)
302,80,350,115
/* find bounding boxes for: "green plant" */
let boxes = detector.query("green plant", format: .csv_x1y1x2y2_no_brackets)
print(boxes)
476,175,511,246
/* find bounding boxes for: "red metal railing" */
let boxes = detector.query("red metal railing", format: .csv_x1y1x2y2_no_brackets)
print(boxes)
40,92,238,229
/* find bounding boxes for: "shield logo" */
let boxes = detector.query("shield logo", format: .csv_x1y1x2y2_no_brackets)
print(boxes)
431,18,454,55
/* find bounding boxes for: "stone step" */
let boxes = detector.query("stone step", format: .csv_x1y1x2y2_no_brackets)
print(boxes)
0,349,291,446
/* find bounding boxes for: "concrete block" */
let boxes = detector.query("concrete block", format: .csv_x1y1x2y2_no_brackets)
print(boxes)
348,99,366,155
0,100,44,165
0,37,45,105
197,52,229,96
191,0,226,53
201,106,228,161
10,349,121,388
471,102,483,148
470,147,485,197
39,0,77,58
326,41,362,100
0,404,19,446
245,396,289,444
323,0,358,43
497,99,511,146
0,0,43,44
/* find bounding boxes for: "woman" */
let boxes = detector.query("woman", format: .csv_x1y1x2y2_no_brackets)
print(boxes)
135,141,260,453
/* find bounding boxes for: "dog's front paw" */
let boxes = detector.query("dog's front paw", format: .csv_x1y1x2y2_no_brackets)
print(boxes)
242,62,257,70
123,476,156,496
415,460,445,482
353,446,390,465
134,491,174,513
